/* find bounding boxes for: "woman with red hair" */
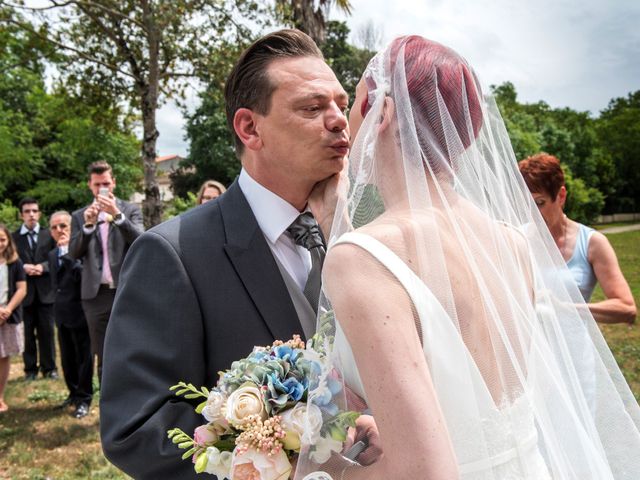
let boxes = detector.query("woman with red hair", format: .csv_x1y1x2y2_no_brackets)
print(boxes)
295,36,640,480
519,153,635,324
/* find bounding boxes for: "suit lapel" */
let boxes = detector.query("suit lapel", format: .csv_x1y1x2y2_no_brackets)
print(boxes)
219,182,306,341
35,229,50,258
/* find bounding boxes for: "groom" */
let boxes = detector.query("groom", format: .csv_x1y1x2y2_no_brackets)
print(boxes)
100,30,353,478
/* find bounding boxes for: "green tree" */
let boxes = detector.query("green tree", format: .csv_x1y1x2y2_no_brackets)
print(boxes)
563,165,604,224
492,81,616,218
492,82,542,161
0,8,140,216
3,0,272,227
170,36,250,198
321,20,374,101
0,199,20,230
171,86,239,198
0,6,50,199
276,0,352,45
596,91,640,212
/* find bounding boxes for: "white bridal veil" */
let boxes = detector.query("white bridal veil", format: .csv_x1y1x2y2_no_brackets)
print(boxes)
294,36,640,479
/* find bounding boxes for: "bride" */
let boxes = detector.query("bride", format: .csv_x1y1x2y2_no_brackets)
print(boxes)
295,36,640,479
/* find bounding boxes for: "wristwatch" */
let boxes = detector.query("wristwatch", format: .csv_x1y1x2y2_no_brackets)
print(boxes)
113,212,125,223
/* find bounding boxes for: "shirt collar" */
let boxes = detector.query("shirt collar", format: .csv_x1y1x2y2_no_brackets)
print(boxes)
238,168,303,245
20,223,40,235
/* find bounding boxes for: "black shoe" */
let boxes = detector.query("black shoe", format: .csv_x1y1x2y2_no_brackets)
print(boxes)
43,370,59,380
73,403,90,419
24,372,37,381
55,397,74,410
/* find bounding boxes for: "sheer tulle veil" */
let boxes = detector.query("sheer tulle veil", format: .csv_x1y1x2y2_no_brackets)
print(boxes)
294,36,640,479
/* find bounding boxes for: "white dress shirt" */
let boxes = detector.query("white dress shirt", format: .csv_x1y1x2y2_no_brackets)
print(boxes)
238,168,311,292
20,223,40,249
20,223,41,235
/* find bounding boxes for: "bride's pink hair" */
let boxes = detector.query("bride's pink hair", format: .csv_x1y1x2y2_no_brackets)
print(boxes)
363,36,483,161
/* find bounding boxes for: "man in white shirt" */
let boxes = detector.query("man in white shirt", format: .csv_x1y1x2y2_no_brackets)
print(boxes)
101,29,359,479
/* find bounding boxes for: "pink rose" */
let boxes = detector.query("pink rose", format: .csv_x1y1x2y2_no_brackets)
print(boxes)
194,425,219,447
231,448,291,480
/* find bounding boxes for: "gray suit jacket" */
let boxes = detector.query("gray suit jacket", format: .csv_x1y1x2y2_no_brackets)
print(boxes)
69,198,143,299
100,182,306,479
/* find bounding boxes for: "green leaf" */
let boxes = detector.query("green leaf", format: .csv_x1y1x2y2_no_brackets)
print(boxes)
181,446,198,460
195,400,208,414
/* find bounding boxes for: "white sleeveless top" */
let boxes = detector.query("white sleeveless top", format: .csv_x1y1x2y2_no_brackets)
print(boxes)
331,232,551,480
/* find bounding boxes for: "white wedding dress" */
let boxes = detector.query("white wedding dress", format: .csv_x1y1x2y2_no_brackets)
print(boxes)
297,35,640,480
333,232,551,479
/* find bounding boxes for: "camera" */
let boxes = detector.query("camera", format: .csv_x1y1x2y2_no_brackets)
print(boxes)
99,187,109,197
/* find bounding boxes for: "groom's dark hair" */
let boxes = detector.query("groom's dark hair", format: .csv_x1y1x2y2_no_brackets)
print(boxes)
224,29,323,157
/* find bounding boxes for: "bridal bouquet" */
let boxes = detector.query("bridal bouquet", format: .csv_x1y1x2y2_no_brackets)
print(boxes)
167,333,359,479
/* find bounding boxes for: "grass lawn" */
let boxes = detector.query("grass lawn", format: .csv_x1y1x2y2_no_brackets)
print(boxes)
0,361,127,480
592,221,639,231
593,229,640,402
1,229,639,478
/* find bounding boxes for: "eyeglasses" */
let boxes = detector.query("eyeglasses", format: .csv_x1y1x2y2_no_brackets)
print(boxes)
51,224,69,230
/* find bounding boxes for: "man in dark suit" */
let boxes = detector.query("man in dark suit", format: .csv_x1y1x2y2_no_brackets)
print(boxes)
100,30,353,478
49,211,93,419
69,161,143,385
12,198,58,380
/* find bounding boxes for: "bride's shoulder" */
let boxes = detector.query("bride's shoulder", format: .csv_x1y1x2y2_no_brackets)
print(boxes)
325,224,404,279
496,220,529,252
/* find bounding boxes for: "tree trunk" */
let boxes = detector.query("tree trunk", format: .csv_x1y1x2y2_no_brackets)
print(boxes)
140,84,161,229
289,0,325,45
140,0,162,229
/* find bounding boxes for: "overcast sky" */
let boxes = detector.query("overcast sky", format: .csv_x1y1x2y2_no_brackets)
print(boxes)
155,0,640,157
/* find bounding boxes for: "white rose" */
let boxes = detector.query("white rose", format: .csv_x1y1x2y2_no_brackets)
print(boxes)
204,446,233,479
310,435,343,464
202,389,227,423
280,402,323,447
224,384,267,426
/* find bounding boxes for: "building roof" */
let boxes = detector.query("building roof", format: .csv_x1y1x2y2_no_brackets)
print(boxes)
156,154,184,163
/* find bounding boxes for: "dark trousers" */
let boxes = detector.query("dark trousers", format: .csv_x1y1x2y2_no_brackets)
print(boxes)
22,302,57,375
81,286,116,386
58,322,94,405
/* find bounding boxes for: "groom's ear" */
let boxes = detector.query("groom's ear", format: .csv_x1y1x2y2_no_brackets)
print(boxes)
377,96,395,134
234,108,262,151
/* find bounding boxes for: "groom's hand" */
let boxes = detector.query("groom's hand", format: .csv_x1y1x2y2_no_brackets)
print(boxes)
344,414,383,465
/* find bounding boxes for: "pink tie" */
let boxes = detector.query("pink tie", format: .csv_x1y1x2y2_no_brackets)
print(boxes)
99,212,113,286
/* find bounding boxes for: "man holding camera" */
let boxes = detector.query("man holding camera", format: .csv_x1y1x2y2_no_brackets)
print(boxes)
69,161,143,385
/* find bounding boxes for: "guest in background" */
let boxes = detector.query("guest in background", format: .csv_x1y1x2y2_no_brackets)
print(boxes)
12,198,58,380
69,161,143,385
0,224,27,412
196,180,226,205
49,211,93,419
519,153,636,324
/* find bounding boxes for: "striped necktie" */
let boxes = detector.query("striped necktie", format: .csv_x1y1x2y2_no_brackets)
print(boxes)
286,212,326,313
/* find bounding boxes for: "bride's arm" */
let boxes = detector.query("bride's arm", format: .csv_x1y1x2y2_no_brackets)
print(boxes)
323,243,459,479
